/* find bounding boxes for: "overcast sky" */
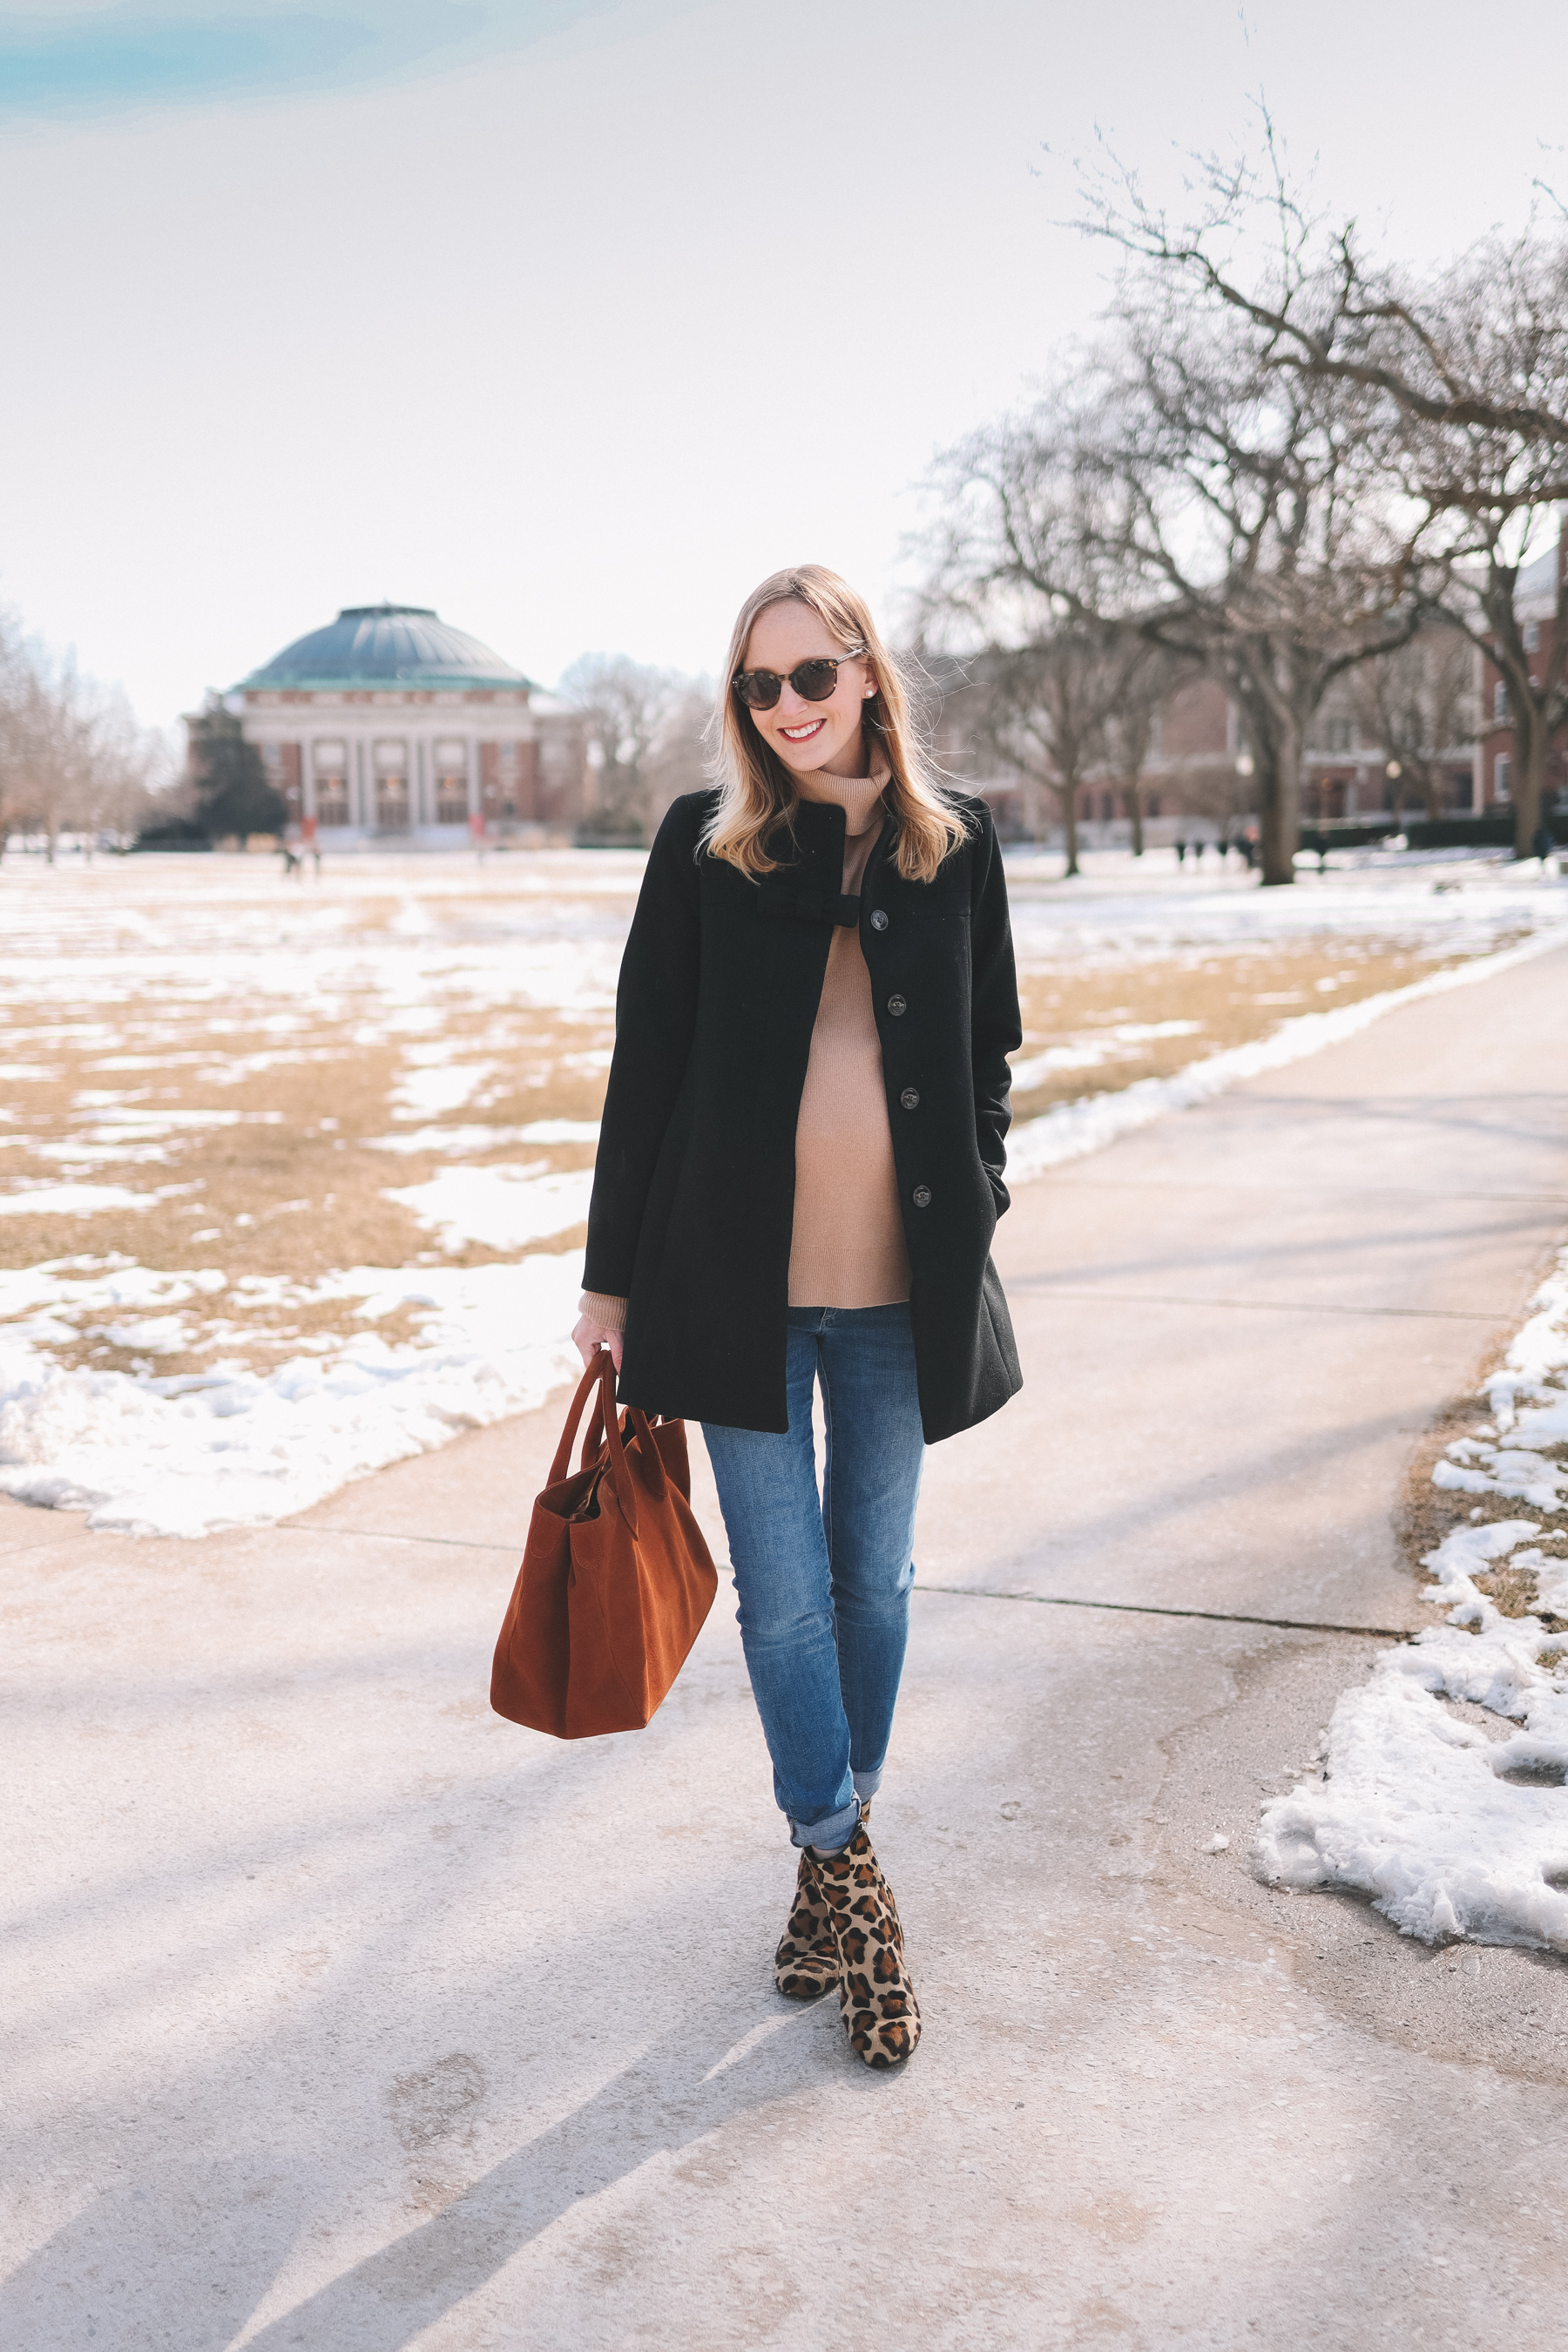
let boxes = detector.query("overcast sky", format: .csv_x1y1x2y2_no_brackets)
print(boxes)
2,0,1565,736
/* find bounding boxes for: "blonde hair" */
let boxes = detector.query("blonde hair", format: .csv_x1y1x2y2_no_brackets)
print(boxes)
700,564,969,885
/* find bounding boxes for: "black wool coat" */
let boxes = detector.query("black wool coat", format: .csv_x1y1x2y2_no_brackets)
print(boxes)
582,787,1024,1443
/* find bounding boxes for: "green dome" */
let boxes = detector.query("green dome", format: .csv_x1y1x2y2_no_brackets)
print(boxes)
243,604,529,691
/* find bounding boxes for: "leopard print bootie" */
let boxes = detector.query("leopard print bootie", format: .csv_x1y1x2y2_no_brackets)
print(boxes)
812,1808,920,2067
773,1848,838,2000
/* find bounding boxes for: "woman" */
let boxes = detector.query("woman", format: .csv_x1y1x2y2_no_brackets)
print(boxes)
573,564,1022,2068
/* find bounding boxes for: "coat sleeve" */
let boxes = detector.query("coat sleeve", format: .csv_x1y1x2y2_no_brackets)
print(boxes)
967,803,1022,1214
582,795,704,1298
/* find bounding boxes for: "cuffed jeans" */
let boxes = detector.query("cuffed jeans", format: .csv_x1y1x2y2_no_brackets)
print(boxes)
702,1304,925,1852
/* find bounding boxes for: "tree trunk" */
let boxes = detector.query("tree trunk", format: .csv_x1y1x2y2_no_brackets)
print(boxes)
1515,706,1547,860
1061,783,1081,878
1257,727,1301,887
1126,779,1145,856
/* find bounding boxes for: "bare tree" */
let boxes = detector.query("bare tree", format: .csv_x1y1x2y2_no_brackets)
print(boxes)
1078,142,1568,854
1084,307,1416,884
922,430,1162,872
643,678,714,824
1350,625,1476,823
13,650,91,863
959,627,1134,876
929,289,1416,886
1100,640,1192,855
0,609,31,858
562,656,713,842
0,615,175,858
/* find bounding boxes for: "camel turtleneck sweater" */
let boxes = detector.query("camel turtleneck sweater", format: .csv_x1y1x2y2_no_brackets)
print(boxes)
579,754,910,1333
784,754,910,1308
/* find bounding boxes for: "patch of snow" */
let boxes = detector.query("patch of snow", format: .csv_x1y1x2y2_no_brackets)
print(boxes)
385,1163,596,1252
514,1118,602,1144
1255,1253,1568,1950
0,1183,174,1219
0,1253,585,1538
1010,1019,1206,1091
389,1058,494,1121
364,1118,600,1158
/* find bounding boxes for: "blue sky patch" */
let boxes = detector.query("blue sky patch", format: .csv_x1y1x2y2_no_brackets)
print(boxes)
0,3,610,118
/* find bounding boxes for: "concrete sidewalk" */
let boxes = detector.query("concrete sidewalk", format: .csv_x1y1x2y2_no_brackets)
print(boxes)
4,946,1567,2349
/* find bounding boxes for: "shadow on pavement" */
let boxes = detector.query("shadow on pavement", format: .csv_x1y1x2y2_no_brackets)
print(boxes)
0,2005,837,2352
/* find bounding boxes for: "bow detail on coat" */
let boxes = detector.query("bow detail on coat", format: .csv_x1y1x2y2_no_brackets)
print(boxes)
757,875,862,927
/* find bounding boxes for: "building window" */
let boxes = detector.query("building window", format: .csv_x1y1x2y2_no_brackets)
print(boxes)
375,776,409,828
1524,623,1540,652
497,742,520,821
311,742,350,827
434,739,469,824
1495,754,1511,803
1494,679,1510,722
374,740,409,830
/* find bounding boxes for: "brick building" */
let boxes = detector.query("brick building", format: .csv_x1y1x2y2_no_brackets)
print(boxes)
925,623,1492,844
226,604,586,842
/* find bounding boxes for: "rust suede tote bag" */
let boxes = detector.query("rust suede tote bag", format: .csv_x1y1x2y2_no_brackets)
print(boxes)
490,1348,719,1739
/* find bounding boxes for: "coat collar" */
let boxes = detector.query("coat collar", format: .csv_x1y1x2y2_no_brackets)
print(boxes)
756,798,894,928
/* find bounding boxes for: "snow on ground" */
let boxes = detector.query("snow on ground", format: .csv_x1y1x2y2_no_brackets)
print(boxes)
2,846,1565,1538
384,1163,598,1253
1008,921,1568,1177
1256,1253,1568,1950
0,1253,584,1538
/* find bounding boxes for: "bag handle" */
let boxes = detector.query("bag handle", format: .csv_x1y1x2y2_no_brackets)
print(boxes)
548,1351,614,1487
548,1349,671,1533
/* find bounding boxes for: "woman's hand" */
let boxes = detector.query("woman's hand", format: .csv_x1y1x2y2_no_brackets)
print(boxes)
571,1315,624,1372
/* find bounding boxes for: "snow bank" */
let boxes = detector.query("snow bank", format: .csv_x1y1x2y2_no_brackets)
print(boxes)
1255,1253,1568,1950
0,1254,585,1538
1009,922,1568,1179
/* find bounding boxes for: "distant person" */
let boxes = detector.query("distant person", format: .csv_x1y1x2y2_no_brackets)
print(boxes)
301,811,321,875
573,564,1022,2070
470,808,489,863
1532,819,1556,867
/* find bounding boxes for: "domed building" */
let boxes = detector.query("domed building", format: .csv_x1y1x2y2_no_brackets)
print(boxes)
233,603,585,840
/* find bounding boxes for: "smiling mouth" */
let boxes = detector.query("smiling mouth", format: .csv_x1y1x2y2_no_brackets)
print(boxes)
780,719,827,741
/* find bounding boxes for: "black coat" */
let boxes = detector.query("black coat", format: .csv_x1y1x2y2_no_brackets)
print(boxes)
583,787,1024,1443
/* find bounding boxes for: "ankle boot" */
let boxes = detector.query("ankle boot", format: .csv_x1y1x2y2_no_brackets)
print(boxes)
773,1848,838,1999
812,1808,920,2067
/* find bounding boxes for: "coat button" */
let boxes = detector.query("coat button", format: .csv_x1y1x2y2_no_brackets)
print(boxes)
912,1184,933,1208
887,994,907,1017
900,1087,920,1111
869,908,889,931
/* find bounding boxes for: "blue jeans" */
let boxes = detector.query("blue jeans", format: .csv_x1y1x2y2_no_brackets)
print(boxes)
702,1304,925,1852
